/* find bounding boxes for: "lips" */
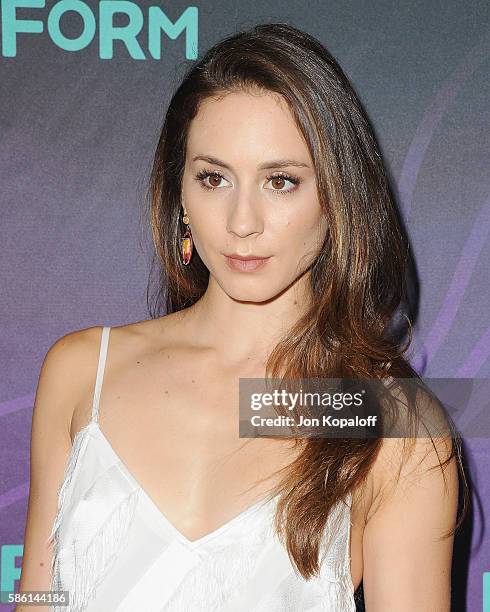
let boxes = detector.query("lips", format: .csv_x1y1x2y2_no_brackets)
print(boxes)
223,253,271,272
224,253,269,260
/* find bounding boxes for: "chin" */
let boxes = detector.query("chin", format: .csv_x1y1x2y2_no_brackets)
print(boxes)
219,277,283,304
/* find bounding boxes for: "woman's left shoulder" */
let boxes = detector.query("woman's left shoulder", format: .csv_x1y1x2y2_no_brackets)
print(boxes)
348,431,457,529
358,433,459,608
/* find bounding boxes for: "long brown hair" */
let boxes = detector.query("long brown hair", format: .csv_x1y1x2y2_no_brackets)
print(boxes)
146,23,469,579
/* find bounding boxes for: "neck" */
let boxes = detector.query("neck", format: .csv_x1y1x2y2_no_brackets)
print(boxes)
185,272,313,364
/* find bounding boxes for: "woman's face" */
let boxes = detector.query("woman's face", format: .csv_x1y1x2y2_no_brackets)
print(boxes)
181,90,327,303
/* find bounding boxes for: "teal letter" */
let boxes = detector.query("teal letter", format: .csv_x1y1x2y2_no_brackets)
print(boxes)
1,0,44,58
0,545,23,604
47,0,95,51
99,0,144,60
484,572,490,612
148,6,198,60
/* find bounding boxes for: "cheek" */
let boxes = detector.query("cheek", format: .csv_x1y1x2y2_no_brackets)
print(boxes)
276,203,325,250
186,209,225,260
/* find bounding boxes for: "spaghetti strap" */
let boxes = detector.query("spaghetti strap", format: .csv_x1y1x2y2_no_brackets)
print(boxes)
91,326,111,424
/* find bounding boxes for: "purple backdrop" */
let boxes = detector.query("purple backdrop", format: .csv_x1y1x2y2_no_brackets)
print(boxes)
1,1,489,610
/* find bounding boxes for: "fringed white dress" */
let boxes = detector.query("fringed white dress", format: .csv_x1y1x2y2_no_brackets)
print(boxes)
47,326,356,611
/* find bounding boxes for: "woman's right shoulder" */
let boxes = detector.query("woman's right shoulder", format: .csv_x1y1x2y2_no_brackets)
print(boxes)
37,326,106,426
18,326,107,601
41,326,104,382
41,314,186,391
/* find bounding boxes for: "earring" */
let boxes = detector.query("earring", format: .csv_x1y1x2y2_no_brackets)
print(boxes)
181,211,193,265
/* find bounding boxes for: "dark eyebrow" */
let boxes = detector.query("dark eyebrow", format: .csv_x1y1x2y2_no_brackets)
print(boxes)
191,154,310,171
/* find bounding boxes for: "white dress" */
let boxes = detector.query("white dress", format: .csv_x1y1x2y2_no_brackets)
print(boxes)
47,326,356,611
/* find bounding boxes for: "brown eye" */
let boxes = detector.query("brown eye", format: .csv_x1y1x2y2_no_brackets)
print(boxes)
208,174,222,188
271,177,286,190
265,173,300,195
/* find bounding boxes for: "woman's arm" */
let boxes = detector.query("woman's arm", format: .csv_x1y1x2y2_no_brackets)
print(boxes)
15,329,98,611
362,432,459,611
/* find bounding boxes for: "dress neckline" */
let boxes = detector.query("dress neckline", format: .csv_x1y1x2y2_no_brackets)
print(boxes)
83,420,279,550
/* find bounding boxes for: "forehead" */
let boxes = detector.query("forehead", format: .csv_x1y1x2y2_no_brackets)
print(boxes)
186,91,311,163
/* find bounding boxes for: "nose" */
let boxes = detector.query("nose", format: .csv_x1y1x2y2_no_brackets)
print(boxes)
226,185,264,238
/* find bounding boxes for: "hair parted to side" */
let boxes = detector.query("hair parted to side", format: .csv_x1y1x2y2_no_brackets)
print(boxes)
145,22,469,580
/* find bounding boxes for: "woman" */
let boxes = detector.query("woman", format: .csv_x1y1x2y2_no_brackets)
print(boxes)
18,23,467,612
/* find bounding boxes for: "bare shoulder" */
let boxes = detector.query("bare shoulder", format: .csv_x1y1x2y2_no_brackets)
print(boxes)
359,386,460,610
367,383,458,520
43,325,103,369
38,316,187,430
16,325,106,605
37,326,108,426
367,434,457,516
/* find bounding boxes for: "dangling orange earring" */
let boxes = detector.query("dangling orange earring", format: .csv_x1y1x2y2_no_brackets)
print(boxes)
181,211,193,265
